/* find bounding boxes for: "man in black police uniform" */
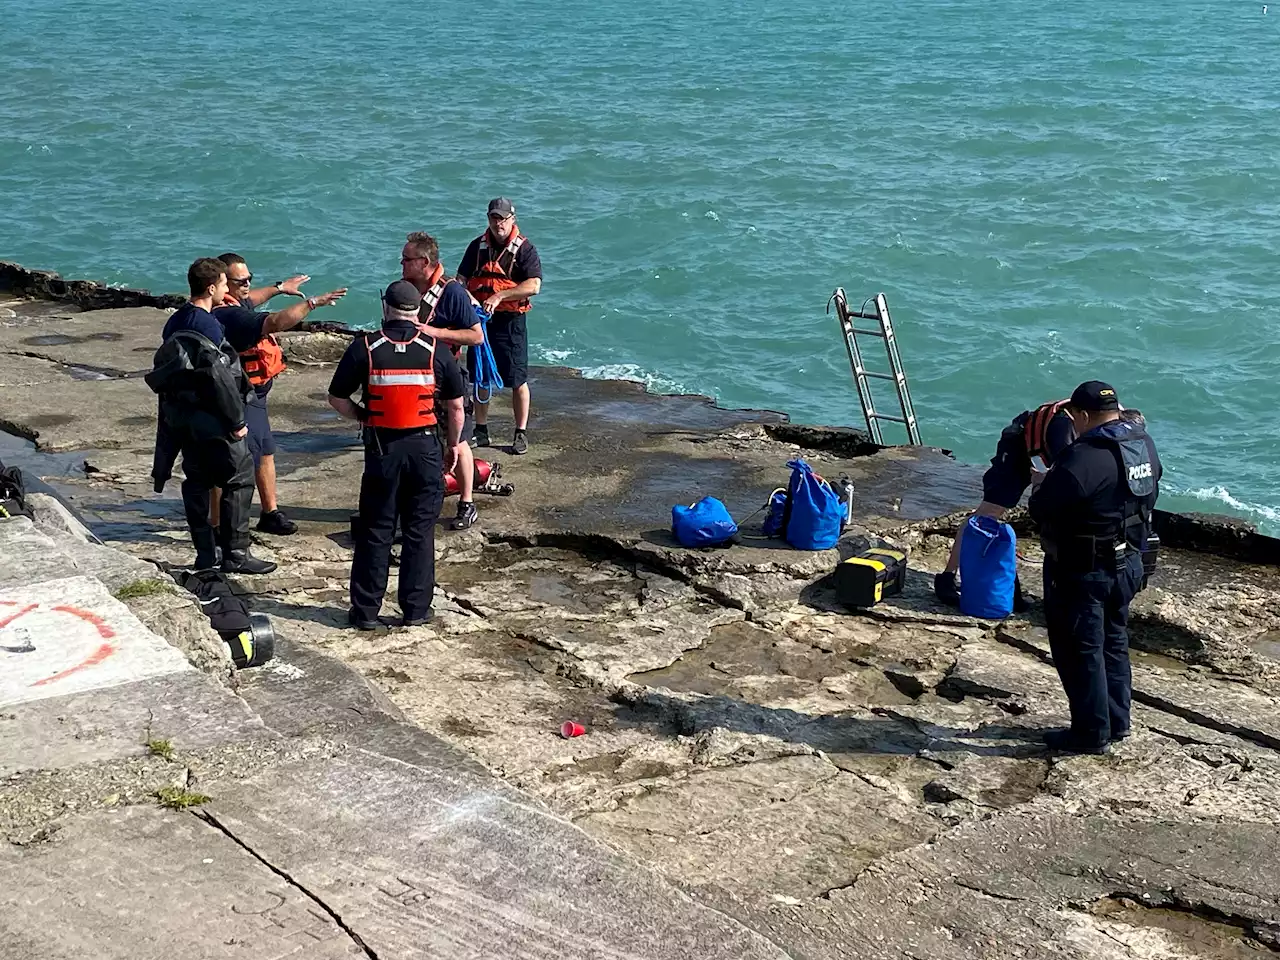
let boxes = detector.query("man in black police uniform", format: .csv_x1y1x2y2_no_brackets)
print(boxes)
150,258,275,574
1029,381,1161,754
327,281,466,630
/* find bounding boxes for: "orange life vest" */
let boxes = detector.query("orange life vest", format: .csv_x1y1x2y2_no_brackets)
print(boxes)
465,228,530,313
1024,399,1071,462
364,331,437,430
240,336,286,387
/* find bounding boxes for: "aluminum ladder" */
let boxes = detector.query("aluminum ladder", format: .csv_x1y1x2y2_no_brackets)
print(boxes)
827,288,921,445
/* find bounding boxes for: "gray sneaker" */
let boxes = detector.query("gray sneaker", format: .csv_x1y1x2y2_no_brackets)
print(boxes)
472,423,490,448
512,430,528,455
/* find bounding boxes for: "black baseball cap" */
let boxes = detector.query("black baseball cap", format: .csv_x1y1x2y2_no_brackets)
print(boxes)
382,280,420,311
1069,380,1121,412
487,197,516,218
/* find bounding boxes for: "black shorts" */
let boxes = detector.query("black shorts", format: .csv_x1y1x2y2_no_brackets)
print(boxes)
437,363,475,444
981,414,1032,509
482,313,528,389
244,392,276,467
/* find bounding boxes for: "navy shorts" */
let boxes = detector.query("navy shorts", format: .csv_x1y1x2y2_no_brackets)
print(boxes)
244,392,276,467
981,415,1032,509
482,313,528,389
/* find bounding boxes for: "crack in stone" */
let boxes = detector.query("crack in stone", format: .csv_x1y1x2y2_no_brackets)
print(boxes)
195,809,380,960
953,879,1029,903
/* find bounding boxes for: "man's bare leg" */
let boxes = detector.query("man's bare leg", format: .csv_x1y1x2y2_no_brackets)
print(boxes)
513,383,530,431
256,454,278,513
456,441,474,501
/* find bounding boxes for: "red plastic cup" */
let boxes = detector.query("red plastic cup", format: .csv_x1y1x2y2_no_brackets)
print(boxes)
560,721,586,739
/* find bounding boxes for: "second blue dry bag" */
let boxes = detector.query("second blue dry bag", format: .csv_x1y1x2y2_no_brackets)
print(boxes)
784,459,844,550
958,514,1017,619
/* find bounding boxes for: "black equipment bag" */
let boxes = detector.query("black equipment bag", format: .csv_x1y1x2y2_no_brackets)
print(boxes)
176,568,275,668
0,461,34,521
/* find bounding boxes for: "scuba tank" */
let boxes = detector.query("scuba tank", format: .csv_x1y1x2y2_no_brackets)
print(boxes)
443,458,514,497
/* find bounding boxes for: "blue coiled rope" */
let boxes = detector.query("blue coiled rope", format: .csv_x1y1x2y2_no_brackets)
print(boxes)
468,305,504,405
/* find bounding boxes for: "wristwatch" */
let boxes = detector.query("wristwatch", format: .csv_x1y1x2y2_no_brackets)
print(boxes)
306,297,317,310
273,280,284,292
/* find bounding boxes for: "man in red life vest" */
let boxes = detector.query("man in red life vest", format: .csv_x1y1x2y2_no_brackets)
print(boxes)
456,197,543,455
213,253,347,536
400,232,484,530
327,281,466,630
935,399,1076,607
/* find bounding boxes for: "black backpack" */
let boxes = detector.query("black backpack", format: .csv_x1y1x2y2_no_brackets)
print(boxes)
175,568,275,668
0,462,34,521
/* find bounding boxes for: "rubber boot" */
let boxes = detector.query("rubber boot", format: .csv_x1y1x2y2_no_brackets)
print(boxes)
222,548,277,575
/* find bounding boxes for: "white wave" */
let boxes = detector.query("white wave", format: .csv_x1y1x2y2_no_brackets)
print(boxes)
577,363,691,395
1178,485,1280,525
704,210,720,221
540,349,572,362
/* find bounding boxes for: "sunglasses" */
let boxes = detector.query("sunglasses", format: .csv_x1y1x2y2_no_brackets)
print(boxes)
487,213,513,223
400,256,429,265
229,275,252,287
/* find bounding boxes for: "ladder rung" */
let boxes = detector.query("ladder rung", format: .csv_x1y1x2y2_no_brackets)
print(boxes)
868,414,908,424
852,327,886,338
858,371,897,381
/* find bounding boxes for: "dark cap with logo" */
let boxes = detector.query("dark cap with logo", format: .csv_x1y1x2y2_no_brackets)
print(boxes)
1070,380,1121,412
382,280,420,311
487,197,516,218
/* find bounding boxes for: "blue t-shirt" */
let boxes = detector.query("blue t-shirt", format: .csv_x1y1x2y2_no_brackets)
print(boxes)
161,302,225,344
212,304,268,353
418,281,481,334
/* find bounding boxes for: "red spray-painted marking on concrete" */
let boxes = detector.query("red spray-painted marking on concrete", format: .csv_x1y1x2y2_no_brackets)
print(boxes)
0,603,39,630
51,605,117,640
0,602,122,686
31,643,117,687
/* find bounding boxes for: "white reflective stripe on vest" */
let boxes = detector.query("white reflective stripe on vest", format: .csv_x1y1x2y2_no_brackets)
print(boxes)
368,372,435,386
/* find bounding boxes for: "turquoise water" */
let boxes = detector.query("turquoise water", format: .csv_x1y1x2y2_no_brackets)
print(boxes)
3,0,1278,530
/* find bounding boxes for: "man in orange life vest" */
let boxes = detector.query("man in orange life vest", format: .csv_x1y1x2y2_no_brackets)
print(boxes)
456,197,542,455
213,253,347,536
327,280,466,630
934,398,1077,606
400,231,484,530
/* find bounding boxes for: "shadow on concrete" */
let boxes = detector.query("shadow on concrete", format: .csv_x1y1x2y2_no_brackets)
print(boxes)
623,687,1043,760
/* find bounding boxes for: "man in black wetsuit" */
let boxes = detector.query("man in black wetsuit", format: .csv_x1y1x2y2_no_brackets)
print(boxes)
1029,381,1161,755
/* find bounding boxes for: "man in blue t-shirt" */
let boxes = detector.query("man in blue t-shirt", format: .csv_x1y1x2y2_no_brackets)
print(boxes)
401,231,485,530
211,253,346,536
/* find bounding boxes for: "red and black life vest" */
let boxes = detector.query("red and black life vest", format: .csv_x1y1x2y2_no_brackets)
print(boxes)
363,331,437,430
465,228,530,313
1024,399,1071,462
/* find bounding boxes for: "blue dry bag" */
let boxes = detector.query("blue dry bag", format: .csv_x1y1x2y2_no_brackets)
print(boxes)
958,514,1017,619
784,459,844,551
672,497,739,548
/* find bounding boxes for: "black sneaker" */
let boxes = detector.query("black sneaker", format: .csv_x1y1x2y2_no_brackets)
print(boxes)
512,429,528,455
256,509,298,536
934,571,961,606
473,424,490,448
452,501,479,530
1110,728,1132,743
1043,728,1110,755
401,609,435,627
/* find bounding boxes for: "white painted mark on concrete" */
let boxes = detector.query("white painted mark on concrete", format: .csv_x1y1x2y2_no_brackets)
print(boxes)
0,576,192,708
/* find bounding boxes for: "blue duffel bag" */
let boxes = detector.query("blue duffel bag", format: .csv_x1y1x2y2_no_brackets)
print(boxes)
672,496,739,548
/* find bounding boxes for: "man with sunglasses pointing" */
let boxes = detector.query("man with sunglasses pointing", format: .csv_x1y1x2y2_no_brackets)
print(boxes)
214,253,347,537
456,198,542,455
